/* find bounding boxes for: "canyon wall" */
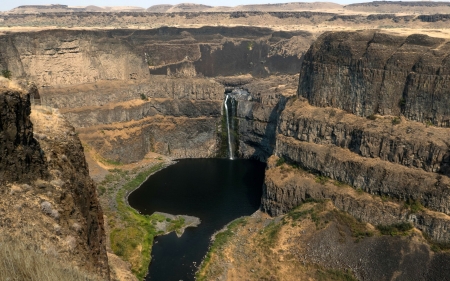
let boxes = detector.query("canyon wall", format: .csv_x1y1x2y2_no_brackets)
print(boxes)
0,87,109,278
235,76,297,161
3,11,450,29
0,87,47,182
0,27,313,163
298,30,450,127
262,31,450,244
0,27,311,87
41,77,224,162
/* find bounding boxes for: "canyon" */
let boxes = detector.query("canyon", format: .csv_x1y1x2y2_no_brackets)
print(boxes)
1,2,450,280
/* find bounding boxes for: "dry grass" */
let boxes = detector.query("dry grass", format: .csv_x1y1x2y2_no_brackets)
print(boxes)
0,237,102,281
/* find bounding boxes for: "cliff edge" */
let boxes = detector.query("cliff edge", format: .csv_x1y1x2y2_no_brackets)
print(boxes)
0,85,109,279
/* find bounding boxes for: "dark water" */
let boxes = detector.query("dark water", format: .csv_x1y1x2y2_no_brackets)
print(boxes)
128,158,266,281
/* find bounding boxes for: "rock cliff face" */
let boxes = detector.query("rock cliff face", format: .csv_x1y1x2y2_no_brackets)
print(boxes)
0,27,313,163
262,31,450,245
298,31,450,127
235,76,297,161
0,87,47,182
0,88,109,279
40,77,224,163
0,27,311,87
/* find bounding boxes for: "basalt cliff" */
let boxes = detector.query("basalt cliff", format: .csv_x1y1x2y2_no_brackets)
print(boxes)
2,22,450,280
0,83,109,279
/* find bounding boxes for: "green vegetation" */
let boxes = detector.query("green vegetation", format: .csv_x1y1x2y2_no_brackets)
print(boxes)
1,70,11,79
334,210,373,240
366,114,377,120
315,175,329,185
425,120,434,127
216,106,229,158
287,200,328,229
392,117,401,125
398,98,406,107
109,163,164,279
167,217,186,235
404,199,424,213
247,41,254,51
333,180,345,187
315,268,358,281
140,93,147,100
98,157,123,167
196,218,247,281
376,222,413,236
275,157,285,167
260,220,283,247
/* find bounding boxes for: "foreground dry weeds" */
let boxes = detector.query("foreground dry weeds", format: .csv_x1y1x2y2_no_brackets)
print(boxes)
0,236,101,281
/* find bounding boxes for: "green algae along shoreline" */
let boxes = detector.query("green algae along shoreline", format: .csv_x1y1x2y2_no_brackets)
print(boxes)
97,160,200,279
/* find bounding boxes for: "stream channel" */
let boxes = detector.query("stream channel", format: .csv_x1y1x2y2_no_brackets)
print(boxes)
128,158,266,280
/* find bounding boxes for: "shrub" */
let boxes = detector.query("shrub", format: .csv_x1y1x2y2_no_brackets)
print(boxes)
315,175,329,185
366,114,377,120
1,70,11,79
392,117,401,125
404,199,424,213
275,157,285,167
377,222,413,236
140,93,147,100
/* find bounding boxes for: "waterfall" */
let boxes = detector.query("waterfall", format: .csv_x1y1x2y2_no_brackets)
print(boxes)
224,94,234,160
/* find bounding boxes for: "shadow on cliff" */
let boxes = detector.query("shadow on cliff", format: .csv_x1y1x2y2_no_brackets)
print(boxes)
248,95,287,162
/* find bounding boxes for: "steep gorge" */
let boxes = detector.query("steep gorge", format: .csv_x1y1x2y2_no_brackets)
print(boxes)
2,25,450,280
263,31,450,243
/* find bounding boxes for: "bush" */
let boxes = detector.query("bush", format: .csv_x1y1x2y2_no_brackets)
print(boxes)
275,157,285,167
404,199,424,213
315,175,329,185
377,222,413,236
140,93,147,100
392,117,401,125
366,114,377,120
1,70,11,79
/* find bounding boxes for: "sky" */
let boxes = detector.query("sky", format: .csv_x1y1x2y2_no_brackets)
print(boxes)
1,0,396,12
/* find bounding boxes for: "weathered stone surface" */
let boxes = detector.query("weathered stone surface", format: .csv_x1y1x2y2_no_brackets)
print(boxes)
276,135,450,215
278,99,450,175
0,27,312,87
298,31,450,127
0,89,47,182
41,78,224,163
235,76,297,161
262,156,450,243
78,116,218,162
41,78,224,109
0,87,109,279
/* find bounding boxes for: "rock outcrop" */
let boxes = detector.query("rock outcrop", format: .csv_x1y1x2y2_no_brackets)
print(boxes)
0,87,47,182
298,31,450,127
41,77,224,163
0,87,109,279
235,76,297,161
0,27,311,87
262,31,450,245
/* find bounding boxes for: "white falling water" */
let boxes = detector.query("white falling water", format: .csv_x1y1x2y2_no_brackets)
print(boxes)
224,94,234,160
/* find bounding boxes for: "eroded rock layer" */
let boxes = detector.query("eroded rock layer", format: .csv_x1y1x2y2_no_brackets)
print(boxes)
0,27,312,87
298,31,450,127
0,88,109,279
41,77,224,163
0,87,47,182
261,31,450,245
